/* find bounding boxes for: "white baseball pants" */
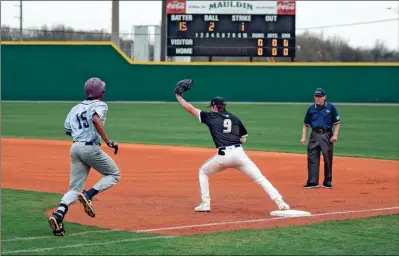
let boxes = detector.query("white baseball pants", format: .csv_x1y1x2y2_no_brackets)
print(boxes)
199,145,283,205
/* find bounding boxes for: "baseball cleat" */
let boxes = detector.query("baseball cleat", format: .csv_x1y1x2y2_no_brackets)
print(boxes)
194,203,211,212
275,199,290,211
48,213,65,236
78,191,96,218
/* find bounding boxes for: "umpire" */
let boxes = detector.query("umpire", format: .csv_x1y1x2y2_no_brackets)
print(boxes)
301,88,341,189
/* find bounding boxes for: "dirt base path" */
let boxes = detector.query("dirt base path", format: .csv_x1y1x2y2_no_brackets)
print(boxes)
2,138,398,235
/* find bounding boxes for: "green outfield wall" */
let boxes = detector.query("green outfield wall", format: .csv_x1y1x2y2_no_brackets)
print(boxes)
1,43,398,103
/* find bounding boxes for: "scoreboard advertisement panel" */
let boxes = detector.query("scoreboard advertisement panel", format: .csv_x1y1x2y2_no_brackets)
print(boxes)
166,0,296,57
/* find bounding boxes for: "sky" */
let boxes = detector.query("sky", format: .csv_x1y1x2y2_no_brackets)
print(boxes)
1,1,398,50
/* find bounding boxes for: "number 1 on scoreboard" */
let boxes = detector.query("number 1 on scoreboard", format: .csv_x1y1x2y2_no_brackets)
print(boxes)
240,22,245,31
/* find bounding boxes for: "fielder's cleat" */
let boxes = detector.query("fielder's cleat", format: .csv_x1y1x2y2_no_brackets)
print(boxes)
322,183,334,189
48,212,65,236
194,203,211,212
275,199,290,211
303,183,319,189
78,191,96,218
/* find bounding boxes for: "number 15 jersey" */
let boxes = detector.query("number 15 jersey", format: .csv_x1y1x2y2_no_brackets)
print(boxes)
199,111,248,148
64,100,108,144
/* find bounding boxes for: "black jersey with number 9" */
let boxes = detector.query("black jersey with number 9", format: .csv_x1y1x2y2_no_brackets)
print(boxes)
199,111,248,148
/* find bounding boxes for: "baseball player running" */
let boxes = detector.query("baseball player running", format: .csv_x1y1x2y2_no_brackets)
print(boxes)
174,79,290,212
48,77,120,236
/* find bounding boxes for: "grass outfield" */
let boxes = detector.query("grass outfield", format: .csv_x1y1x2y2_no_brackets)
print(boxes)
1,189,398,256
1,102,398,159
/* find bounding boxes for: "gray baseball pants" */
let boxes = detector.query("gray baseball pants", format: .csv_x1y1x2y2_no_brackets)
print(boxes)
60,142,120,205
307,131,333,185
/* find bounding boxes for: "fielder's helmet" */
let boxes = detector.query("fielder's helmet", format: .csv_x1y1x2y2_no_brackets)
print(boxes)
84,77,106,100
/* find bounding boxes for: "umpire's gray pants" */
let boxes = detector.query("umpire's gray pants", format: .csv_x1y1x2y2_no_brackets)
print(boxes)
60,142,120,206
307,131,333,185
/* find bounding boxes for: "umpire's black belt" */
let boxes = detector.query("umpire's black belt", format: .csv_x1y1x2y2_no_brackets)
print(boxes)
312,128,332,134
218,144,241,155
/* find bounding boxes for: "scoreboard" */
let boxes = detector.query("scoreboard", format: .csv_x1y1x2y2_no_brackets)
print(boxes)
166,0,296,58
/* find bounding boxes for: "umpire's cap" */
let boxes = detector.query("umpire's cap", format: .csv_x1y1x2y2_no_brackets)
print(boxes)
314,88,326,97
208,96,226,107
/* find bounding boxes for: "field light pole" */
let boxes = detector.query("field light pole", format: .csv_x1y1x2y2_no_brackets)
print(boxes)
14,0,23,41
19,0,23,41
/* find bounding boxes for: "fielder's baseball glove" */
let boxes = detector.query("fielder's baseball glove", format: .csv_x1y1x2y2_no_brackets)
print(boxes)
174,79,193,96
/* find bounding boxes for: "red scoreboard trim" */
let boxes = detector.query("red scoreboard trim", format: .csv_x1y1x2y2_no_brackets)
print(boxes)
277,0,296,15
167,0,187,14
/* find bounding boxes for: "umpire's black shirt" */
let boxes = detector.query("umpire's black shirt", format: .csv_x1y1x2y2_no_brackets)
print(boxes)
200,111,248,148
304,102,341,130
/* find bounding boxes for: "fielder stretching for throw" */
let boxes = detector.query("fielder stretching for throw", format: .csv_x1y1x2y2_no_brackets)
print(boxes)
174,79,290,212
48,77,120,236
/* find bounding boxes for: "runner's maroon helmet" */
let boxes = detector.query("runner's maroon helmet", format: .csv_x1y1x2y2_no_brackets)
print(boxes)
84,77,106,100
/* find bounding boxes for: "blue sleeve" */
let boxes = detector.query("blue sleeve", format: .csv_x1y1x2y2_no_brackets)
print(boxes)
304,107,311,126
331,105,340,124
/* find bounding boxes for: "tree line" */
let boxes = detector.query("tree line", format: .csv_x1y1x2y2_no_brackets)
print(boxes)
1,24,398,62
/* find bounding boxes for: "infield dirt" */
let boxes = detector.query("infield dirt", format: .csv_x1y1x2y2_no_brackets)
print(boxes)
2,138,398,235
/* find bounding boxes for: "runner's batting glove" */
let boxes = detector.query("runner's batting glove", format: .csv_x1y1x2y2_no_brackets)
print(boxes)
106,140,119,155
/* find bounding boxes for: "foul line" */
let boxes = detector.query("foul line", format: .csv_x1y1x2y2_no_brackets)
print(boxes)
2,229,122,242
2,207,398,243
135,206,399,233
2,235,176,254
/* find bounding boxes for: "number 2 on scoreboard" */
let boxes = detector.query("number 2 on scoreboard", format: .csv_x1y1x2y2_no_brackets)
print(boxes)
208,22,215,32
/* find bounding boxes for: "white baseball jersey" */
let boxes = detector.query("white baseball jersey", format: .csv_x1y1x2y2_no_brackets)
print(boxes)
64,100,108,144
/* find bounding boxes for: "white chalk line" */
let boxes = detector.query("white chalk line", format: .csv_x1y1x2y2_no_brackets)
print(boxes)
2,229,122,242
1,235,176,254
2,206,398,243
135,206,399,233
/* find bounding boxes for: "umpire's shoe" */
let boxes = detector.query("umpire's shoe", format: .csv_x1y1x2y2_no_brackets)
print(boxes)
48,212,65,236
303,183,319,189
322,182,334,189
78,191,96,218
